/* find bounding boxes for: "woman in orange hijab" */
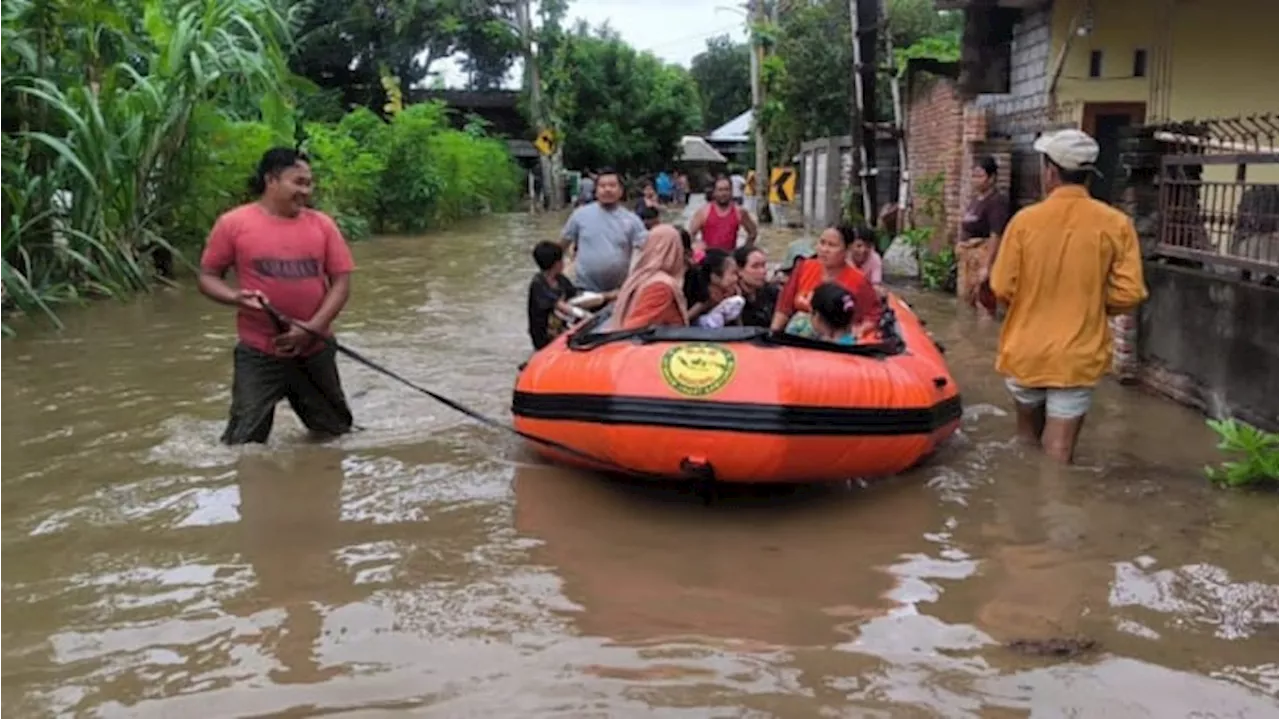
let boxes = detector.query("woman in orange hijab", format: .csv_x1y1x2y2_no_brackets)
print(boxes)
608,224,689,331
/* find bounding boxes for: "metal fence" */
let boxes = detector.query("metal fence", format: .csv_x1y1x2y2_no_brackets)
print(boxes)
1153,114,1278,274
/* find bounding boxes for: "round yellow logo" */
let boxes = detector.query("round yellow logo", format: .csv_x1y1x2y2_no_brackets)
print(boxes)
660,343,737,397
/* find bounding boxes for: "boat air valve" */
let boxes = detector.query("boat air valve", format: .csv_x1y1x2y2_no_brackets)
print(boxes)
680,456,717,506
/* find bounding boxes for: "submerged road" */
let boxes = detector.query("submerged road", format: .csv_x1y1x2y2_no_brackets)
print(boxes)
2,212,1276,717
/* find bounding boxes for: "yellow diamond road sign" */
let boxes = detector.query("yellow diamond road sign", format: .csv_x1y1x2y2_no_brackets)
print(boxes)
769,166,796,204
534,128,556,156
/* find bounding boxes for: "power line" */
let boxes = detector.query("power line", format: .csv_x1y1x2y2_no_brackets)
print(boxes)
639,24,745,53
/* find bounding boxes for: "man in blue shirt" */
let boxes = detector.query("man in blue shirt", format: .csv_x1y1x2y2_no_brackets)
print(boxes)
560,168,649,293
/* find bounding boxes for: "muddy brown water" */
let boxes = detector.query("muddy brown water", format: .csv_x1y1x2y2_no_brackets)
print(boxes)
3,212,1277,717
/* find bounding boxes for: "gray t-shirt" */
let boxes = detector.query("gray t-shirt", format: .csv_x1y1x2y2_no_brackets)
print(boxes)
579,176,595,202
561,203,648,292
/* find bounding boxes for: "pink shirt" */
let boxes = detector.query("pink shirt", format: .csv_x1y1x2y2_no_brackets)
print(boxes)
855,249,883,285
201,203,355,356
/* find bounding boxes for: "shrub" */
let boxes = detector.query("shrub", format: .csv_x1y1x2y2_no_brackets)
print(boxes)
1204,418,1279,488
303,113,386,241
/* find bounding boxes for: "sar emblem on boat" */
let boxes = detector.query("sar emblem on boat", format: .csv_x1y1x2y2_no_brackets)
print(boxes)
660,343,737,397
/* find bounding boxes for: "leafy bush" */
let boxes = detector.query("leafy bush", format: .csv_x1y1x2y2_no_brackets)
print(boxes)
172,110,279,249
920,246,955,292
1204,418,1279,488
899,172,956,292
303,112,386,240
373,101,519,233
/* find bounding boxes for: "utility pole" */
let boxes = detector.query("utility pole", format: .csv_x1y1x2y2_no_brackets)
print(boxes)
885,20,908,224
749,0,769,220
846,0,880,223
519,0,560,211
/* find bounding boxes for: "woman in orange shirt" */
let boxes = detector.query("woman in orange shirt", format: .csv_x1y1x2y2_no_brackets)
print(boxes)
770,225,882,337
608,224,690,331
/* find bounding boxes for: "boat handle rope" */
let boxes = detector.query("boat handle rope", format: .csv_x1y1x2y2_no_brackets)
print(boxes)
259,301,657,479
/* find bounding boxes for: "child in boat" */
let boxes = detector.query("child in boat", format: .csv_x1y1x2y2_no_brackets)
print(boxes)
808,282,861,346
528,240,582,350
848,224,884,289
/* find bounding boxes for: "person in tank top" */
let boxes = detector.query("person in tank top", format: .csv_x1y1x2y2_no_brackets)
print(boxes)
687,175,758,253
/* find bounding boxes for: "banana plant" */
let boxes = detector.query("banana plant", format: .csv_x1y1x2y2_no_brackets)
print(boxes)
2,0,300,333
1204,418,1279,488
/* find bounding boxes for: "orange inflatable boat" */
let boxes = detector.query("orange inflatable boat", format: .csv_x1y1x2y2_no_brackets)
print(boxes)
511,293,961,484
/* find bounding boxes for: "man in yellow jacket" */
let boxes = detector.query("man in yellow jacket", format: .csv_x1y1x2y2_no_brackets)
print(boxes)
989,129,1149,464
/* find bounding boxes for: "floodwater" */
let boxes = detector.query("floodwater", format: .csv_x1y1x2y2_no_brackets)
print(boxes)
2,212,1277,718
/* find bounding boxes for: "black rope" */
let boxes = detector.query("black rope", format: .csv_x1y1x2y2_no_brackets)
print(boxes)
260,302,656,478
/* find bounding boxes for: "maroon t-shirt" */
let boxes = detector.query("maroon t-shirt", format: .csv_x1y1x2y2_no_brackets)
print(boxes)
201,203,355,356
960,191,1010,242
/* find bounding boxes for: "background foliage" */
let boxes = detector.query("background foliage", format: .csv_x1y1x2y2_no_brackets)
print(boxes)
3,0,961,332
684,0,962,161
533,20,704,175
689,34,751,133
1,0,519,333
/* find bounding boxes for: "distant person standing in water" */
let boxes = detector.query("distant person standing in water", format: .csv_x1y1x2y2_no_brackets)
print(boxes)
634,179,662,215
958,155,1010,315
989,129,1148,464
729,169,747,205
688,176,758,253
655,170,674,204
576,171,596,207
198,147,356,445
560,167,649,293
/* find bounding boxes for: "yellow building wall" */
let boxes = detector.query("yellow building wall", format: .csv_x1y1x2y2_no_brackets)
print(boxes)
1049,0,1155,109
1048,0,1278,192
1049,0,1278,118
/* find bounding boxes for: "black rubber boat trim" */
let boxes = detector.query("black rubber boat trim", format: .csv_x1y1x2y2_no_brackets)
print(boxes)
511,392,964,436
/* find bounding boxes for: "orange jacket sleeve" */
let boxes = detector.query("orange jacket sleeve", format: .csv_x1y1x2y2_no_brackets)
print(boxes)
1106,218,1149,314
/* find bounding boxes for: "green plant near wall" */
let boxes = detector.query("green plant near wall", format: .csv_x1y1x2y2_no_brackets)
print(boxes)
840,184,865,228
901,172,955,291
1203,418,1279,488
913,172,946,228
920,246,954,291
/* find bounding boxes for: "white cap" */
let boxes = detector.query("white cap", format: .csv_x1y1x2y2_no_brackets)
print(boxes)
1033,129,1100,171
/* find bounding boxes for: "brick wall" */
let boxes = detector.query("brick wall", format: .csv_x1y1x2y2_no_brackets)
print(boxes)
907,76,1021,249
906,75,965,248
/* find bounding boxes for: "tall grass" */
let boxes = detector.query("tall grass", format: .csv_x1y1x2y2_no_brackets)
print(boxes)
2,0,298,331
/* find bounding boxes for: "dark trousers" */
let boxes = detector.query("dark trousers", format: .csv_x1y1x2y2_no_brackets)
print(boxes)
222,343,354,445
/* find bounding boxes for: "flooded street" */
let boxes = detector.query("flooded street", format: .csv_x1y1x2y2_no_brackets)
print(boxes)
3,212,1277,717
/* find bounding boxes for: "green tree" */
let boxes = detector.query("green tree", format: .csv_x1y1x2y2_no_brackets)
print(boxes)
289,0,521,115
767,0,960,157
541,23,703,175
689,34,751,132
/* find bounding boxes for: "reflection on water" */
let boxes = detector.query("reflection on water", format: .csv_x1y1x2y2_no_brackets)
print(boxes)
514,464,934,649
2,212,1276,717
